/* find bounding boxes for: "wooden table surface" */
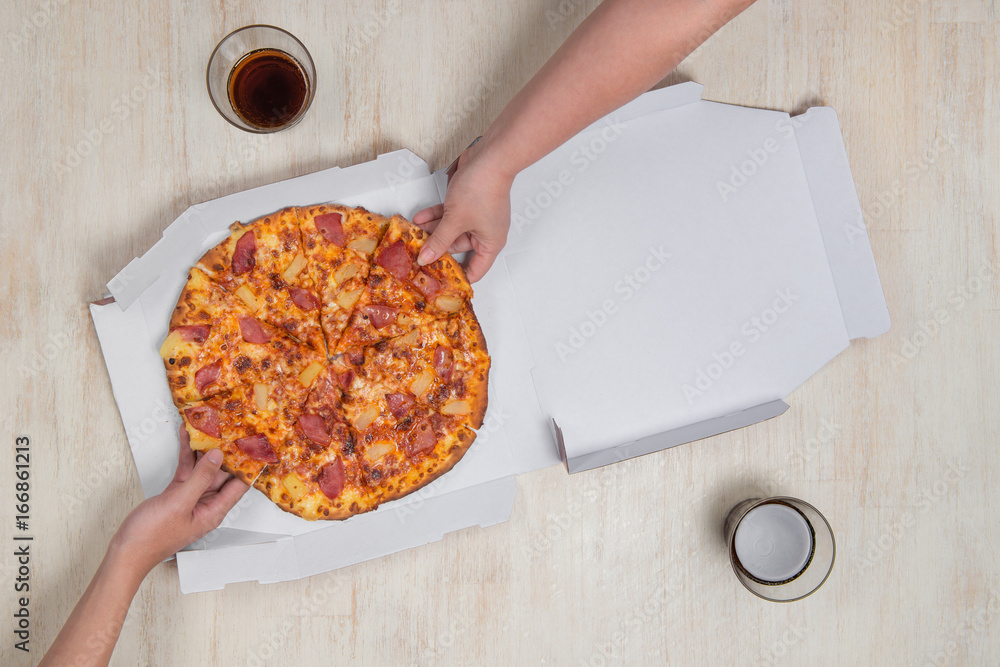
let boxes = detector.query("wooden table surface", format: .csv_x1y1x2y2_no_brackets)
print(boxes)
2,1,997,665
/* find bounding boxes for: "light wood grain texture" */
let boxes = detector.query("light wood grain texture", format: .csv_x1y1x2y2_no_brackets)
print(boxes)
1,1,997,665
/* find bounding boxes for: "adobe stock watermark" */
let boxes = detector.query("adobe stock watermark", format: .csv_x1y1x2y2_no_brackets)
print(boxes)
384,69,503,189
414,594,473,664
545,0,590,28
53,65,164,176
17,325,78,380
511,116,627,234
849,458,968,577
246,572,348,666
755,622,809,667
915,588,999,667
716,113,807,203
682,288,799,404
554,244,671,362
521,461,629,560
344,0,403,55
855,127,959,228
891,258,996,368
580,577,683,667
3,0,72,65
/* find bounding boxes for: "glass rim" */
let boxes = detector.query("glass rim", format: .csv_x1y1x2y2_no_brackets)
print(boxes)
206,24,316,134
727,496,836,603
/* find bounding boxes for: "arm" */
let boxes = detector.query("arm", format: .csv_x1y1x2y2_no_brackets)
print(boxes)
39,444,248,667
415,0,759,281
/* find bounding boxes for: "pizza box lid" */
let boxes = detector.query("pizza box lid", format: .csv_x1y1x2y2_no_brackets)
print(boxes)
90,81,889,592
497,82,889,472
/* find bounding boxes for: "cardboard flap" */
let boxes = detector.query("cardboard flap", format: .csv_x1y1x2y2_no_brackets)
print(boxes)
175,476,517,593
558,400,789,473
791,107,891,339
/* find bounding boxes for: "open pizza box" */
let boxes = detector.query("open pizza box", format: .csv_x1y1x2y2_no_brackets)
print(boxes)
90,82,889,593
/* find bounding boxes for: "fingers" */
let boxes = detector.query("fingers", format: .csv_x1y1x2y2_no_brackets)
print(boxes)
200,477,250,528
180,448,225,506
418,214,465,266
174,425,196,480
465,247,500,283
448,235,474,254
209,466,231,493
413,205,444,226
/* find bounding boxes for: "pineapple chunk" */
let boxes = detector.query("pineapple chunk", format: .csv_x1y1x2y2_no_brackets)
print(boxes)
235,284,261,311
435,294,462,313
441,399,471,415
281,253,307,283
395,329,419,347
298,361,325,387
188,428,217,451
333,262,359,285
337,288,362,309
253,383,269,411
348,237,377,255
282,473,308,501
158,330,187,361
353,406,379,431
409,370,435,398
366,441,395,462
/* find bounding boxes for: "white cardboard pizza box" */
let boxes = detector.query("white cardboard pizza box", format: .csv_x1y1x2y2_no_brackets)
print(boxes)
90,81,889,592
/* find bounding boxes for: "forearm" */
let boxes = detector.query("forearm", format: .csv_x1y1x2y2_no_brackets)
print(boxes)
478,0,757,178
39,539,150,667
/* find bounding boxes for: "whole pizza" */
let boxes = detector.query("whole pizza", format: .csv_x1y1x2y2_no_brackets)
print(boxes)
158,205,490,520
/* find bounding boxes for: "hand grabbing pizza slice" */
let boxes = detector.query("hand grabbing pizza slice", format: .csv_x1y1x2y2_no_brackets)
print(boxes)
180,380,309,485
335,215,473,353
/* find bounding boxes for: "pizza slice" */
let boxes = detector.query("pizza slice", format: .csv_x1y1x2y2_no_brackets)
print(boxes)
334,215,473,353
297,204,389,353
337,357,479,507
197,207,326,352
357,303,490,429
180,379,309,485
161,268,326,407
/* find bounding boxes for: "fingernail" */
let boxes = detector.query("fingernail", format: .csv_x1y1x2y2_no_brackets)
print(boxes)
417,249,433,266
206,449,223,465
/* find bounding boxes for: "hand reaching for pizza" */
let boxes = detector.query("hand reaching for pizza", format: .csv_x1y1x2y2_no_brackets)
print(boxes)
112,430,249,572
413,138,514,283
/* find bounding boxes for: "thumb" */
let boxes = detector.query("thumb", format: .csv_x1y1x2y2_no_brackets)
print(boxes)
418,213,464,266
180,448,225,505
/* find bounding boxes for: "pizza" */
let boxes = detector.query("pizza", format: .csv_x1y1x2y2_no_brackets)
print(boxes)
159,205,490,520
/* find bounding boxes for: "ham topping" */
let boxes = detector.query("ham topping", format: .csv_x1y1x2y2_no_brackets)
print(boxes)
318,458,346,499
376,240,412,280
338,369,355,390
290,287,320,311
433,346,454,381
385,392,415,419
234,433,278,462
361,304,398,329
238,316,271,344
298,414,331,447
406,418,436,457
315,212,346,246
232,231,256,275
413,270,441,299
194,360,222,393
174,325,210,343
185,405,221,438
